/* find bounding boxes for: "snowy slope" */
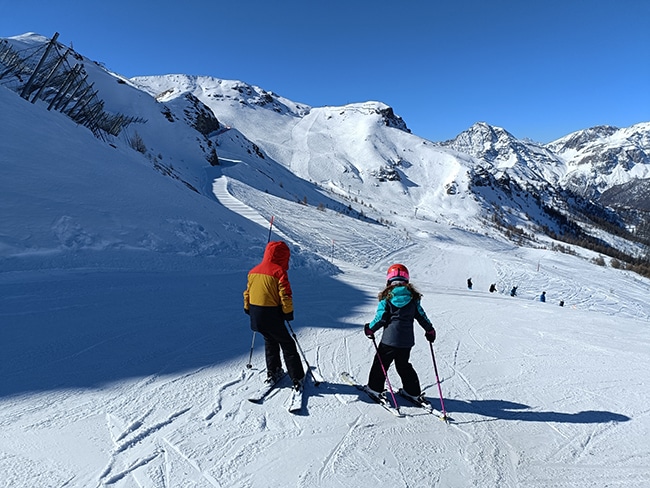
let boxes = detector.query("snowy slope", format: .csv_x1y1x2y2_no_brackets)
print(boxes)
2,36,650,488
131,74,650,259
131,74,483,227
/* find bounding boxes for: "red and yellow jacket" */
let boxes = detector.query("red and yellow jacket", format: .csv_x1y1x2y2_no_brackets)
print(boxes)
244,241,293,316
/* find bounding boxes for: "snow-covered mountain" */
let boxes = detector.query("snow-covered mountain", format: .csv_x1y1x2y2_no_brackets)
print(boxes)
6,32,649,257
439,120,650,248
440,121,650,202
549,124,650,219
439,122,566,185
133,74,650,254
549,124,650,187
2,33,650,488
439,119,650,212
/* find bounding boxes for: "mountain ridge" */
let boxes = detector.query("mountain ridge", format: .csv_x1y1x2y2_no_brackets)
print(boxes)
2,32,650,265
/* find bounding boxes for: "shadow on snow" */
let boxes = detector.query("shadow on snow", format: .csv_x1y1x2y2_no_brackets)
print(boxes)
0,252,366,399
436,398,630,424
302,381,630,424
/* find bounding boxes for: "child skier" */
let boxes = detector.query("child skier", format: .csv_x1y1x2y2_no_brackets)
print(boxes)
244,241,305,390
364,263,436,401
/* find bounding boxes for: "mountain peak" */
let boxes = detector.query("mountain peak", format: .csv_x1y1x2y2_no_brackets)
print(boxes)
441,122,516,150
439,122,523,163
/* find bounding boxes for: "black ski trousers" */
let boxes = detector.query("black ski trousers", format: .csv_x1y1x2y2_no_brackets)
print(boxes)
368,342,421,396
262,325,304,383
249,305,304,382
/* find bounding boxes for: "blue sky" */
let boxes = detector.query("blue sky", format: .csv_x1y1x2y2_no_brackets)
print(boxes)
2,0,648,143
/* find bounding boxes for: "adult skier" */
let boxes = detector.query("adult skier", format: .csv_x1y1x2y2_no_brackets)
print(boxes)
364,264,436,401
244,241,305,390
540,291,546,303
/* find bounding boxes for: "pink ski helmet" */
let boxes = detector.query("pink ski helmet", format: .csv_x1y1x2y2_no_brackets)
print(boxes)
386,263,409,284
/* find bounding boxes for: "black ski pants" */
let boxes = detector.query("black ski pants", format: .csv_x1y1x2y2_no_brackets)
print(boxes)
262,325,304,382
249,305,304,383
368,342,421,396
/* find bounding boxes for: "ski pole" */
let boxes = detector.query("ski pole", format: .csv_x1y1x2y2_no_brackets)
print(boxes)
429,342,448,420
267,215,274,242
245,332,256,369
285,320,321,386
370,335,400,411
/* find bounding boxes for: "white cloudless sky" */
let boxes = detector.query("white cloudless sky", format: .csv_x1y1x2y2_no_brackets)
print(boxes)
1,0,648,142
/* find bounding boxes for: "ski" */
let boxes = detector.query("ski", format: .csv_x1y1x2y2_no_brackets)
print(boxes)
286,384,304,413
248,371,287,404
287,365,324,413
397,388,451,422
340,372,403,417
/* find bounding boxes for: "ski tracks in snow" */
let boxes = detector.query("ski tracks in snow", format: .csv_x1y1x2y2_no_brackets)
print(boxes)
203,369,249,422
100,406,192,486
213,170,414,268
97,369,260,487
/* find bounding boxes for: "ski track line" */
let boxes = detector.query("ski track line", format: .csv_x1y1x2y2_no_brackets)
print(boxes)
114,407,192,454
317,414,364,485
111,407,155,444
455,367,480,400
545,419,572,441
162,437,222,488
214,421,298,486
98,407,194,485
332,335,357,407
210,420,272,473
550,424,599,465
573,422,623,465
101,449,163,486
204,369,248,422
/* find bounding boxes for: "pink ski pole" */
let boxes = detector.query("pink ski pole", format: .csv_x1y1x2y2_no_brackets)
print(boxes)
429,342,449,420
371,336,400,412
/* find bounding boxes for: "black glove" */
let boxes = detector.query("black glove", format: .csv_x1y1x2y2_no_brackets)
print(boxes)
284,311,294,322
425,328,436,343
244,308,250,315
364,323,375,338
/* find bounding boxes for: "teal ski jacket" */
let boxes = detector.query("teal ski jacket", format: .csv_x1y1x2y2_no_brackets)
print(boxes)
368,285,434,348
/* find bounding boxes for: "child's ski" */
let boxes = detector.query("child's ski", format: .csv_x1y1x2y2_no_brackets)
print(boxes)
397,388,451,422
340,372,403,417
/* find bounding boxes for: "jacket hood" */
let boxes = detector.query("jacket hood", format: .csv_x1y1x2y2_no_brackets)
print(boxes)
263,241,291,270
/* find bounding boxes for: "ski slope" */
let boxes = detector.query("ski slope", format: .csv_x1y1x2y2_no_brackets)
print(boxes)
2,184,650,487
2,76,650,487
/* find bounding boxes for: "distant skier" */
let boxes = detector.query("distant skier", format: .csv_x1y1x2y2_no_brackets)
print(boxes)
489,283,497,293
467,277,473,290
540,291,546,303
559,300,564,307
364,264,436,402
510,286,517,297
243,241,305,390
